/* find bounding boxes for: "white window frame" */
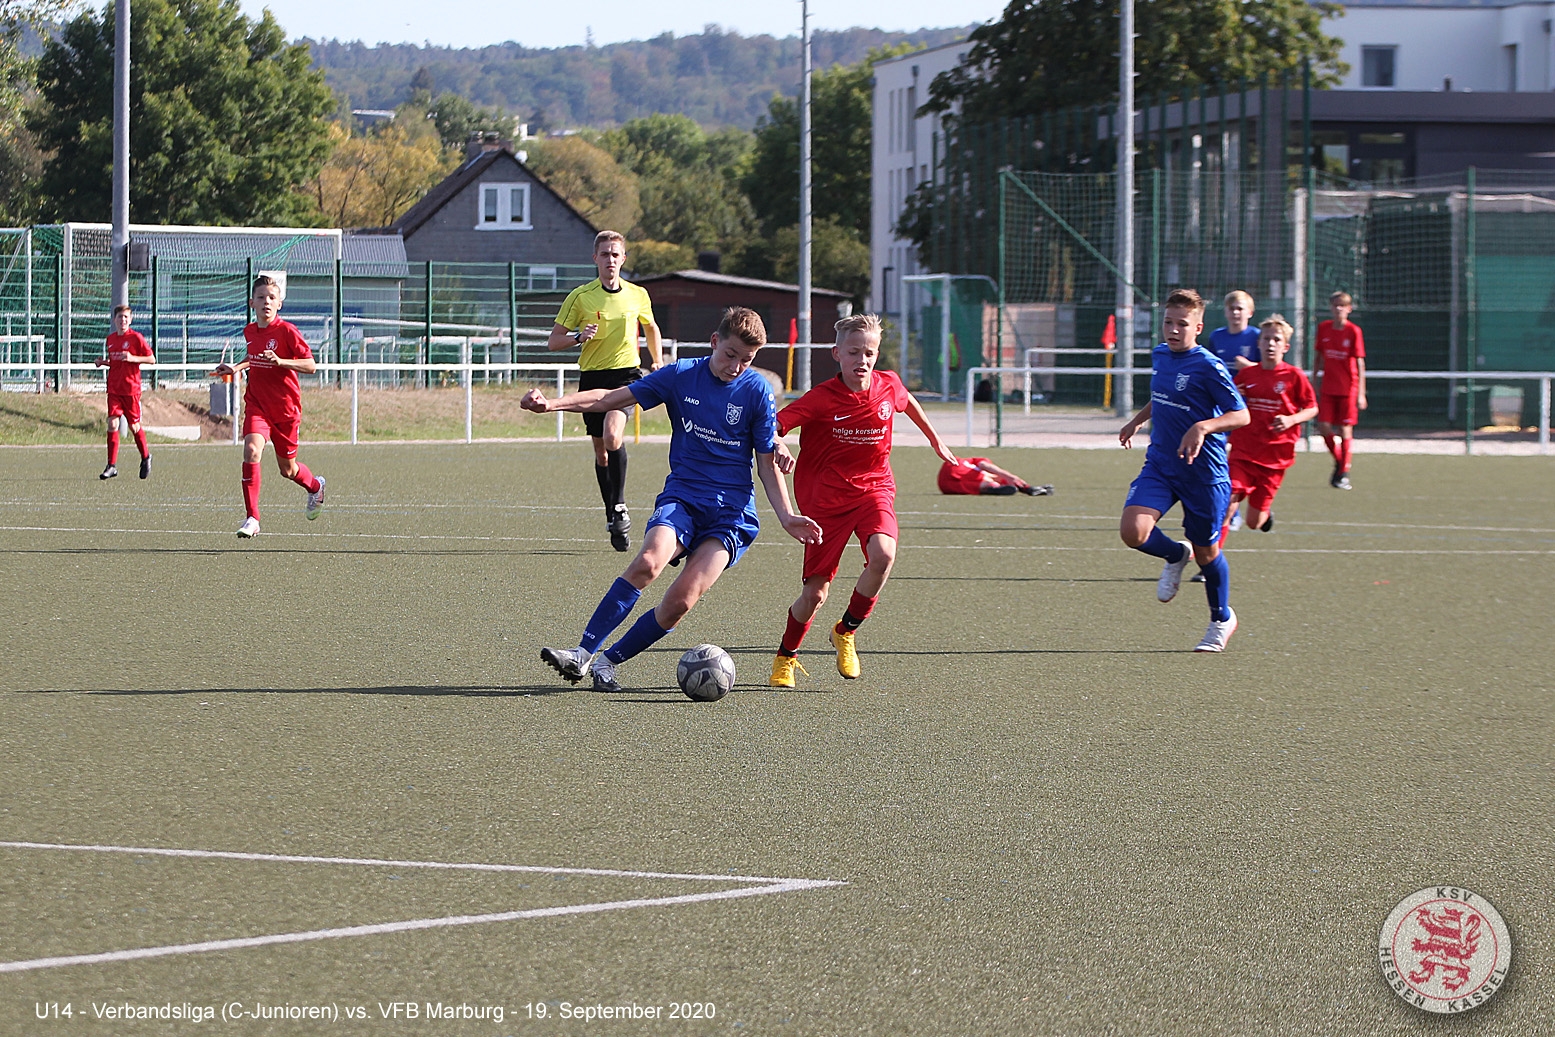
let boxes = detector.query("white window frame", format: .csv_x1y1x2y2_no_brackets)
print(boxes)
475,182,532,230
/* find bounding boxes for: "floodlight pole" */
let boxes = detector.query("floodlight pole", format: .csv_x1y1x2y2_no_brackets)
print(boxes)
111,0,130,310
796,0,813,392
1116,0,1135,416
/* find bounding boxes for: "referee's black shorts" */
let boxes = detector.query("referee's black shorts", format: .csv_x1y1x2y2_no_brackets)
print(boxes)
578,366,642,438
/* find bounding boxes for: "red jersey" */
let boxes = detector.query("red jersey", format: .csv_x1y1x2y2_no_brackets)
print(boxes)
1315,319,1364,397
776,370,912,514
104,330,152,395
1230,361,1317,470
938,457,992,494
243,319,311,419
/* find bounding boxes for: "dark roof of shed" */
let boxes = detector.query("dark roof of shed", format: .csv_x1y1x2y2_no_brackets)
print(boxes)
635,268,852,298
388,148,597,239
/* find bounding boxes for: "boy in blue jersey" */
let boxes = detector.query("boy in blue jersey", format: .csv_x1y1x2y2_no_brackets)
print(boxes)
521,307,823,691
1118,288,1250,652
1207,290,1259,372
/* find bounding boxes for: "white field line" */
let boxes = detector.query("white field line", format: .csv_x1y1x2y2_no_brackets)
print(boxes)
0,841,844,974
0,524,1553,555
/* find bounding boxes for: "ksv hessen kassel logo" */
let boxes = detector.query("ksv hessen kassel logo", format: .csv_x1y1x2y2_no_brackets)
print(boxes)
1378,886,1511,1014
1175,373,1190,391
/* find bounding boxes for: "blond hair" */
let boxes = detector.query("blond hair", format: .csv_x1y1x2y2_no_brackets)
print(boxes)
716,306,767,347
835,312,883,343
1329,290,1353,307
1165,288,1205,314
594,230,626,253
1259,313,1293,340
1224,290,1253,309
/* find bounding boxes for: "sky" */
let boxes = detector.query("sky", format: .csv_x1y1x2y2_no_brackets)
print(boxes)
235,0,1004,49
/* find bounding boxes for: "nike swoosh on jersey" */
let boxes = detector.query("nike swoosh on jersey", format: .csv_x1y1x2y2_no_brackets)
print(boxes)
833,414,855,422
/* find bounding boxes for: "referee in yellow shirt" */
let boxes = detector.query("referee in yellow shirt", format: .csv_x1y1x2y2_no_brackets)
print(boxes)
549,230,663,551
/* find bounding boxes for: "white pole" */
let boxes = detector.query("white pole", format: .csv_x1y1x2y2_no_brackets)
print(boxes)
1541,376,1550,455
555,369,564,442
25,228,38,392
940,276,951,399
351,366,359,445
796,0,813,391
231,373,240,446
61,225,71,391
464,338,473,443
1117,0,1135,416
965,368,974,446
111,0,130,312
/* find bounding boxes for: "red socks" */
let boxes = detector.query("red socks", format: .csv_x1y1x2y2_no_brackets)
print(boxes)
107,429,119,465
242,461,261,520
132,428,149,458
837,590,879,633
1323,434,1341,464
1338,438,1353,474
289,461,321,493
780,609,812,655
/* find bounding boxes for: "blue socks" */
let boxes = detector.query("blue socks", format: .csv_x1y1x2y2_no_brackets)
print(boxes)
1201,551,1231,621
1136,527,1187,563
580,578,641,654
603,608,674,665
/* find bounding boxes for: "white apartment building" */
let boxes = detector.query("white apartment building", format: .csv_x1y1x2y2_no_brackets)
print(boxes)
1333,0,1555,93
870,41,966,317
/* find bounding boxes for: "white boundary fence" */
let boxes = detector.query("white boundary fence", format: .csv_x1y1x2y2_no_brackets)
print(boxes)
965,366,1555,455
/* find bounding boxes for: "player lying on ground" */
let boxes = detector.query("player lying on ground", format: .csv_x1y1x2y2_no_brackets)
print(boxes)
95,304,155,480
522,306,822,692
1117,288,1249,653
211,276,327,538
767,313,959,688
1222,315,1317,539
937,456,1052,496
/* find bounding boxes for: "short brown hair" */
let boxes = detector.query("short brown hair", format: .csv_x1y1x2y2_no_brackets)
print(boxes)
835,312,883,342
251,275,281,296
1329,290,1353,307
716,306,767,347
1224,290,1253,309
111,304,132,316
1259,313,1293,340
594,230,626,252
1165,288,1205,314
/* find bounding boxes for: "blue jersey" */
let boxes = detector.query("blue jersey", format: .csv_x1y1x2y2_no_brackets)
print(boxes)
1145,343,1245,484
1207,326,1260,369
630,358,777,507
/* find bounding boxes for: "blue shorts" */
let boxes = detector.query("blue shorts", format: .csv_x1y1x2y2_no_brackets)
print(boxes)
647,493,760,568
1124,461,1231,547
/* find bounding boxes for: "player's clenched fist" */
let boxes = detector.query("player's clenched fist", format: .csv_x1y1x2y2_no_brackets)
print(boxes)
520,388,551,412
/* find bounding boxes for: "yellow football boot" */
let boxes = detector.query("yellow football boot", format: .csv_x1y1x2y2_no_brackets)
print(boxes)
831,624,861,679
769,654,807,688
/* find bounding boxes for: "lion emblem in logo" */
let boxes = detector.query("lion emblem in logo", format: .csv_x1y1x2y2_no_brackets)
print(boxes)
1175,373,1190,392
877,400,892,421
725,403,743,425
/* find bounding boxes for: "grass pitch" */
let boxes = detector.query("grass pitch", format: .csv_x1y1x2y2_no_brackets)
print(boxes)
1,441,1552,1035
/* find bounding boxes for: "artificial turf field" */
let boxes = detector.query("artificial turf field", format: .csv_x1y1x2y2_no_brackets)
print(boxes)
0,440,1552,1036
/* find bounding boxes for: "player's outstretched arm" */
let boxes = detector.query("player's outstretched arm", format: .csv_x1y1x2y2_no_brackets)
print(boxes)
1178,408,1250,465
975,458,1027,488
903,393,958,465
1119,402,1152,448
546,321,598,352
211,359,250,376
520,385,638,414
755,451,822,545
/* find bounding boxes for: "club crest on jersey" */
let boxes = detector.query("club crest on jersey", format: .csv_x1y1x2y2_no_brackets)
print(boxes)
1275,380,1286,393
725,403,743,425
681,418,694,433
877,400,892,421
1175,373,1190,391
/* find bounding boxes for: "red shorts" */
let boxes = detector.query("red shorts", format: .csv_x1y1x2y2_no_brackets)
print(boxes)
244,407,301,459
938,459,990,495
106,392,141,424
1317,394,1358,427
801,493,899,582
1230,457,1286,513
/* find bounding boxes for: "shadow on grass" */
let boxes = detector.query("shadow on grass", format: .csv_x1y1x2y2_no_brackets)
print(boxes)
3,546,590,558
28,684,576,698
891,575,1154,584
0,402,98,434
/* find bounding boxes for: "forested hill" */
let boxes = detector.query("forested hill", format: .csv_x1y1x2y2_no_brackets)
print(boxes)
306,24,976,130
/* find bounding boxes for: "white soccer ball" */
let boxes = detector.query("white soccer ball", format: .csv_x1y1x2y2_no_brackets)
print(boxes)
677,644,736,701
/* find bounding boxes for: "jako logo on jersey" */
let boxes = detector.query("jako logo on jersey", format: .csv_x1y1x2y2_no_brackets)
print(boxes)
877,400,892,421
1175,373,1190,391
726,403,743,425
682,396,700,405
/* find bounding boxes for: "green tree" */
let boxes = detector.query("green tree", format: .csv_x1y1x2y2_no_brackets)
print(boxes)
925,0,1345,122
525,135,641,235
600,114,757,257
0,1,70,222
427,91,513,152
30,0,335,225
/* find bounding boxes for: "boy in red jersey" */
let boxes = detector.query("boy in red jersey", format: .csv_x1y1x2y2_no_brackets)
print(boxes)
1313,290,1366,490
937,456,1052,496
212,276,326,538
768,313,958,687
1223,315,1317,538
94,304,155,480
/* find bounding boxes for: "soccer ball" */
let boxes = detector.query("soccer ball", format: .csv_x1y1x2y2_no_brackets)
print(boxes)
677,644,736,701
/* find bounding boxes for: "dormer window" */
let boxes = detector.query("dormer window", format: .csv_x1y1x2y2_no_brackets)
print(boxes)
477,183,531,230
